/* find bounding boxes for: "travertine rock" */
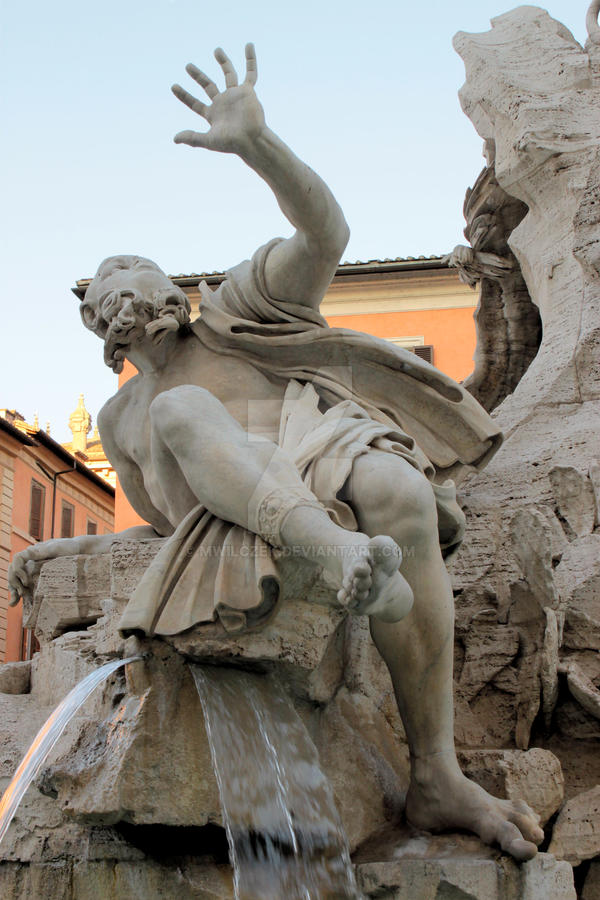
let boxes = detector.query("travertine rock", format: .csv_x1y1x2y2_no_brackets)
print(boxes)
510,508,559,610
541,607,560,728
0,860,234,900
355,852,575,900
583,859,600,900
0,850,577,900
559,660,600,721
549,785,600,865
315,685,409,850
31,553,111,641
458,610,519,702
0,661,31,695
549,466,596,538
507,582,545,750
589,460,600,526
553,535,600,621
563,608,600,652
451,7,600,823
449,163,541,414
41,647,222,828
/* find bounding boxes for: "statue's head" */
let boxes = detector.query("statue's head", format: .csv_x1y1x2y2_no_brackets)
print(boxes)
80,255,191,373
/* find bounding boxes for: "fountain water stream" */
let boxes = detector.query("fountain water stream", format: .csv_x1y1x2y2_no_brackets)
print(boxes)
191,664,362,900
0,656,140,846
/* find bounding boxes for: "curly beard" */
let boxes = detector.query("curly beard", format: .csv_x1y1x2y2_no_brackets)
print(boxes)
101,287,191,373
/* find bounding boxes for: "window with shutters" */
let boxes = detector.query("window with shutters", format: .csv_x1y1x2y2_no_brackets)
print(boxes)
61,500,75,538
29,480,45,540
413,345,434,364
87,519,97,535
387,338,434,365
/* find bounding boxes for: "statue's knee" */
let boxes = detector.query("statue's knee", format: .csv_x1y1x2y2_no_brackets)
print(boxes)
363,462,438,541
399,471,438,542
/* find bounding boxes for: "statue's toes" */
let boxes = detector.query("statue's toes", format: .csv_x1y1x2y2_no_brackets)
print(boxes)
508,809,544,846
492,818,538,861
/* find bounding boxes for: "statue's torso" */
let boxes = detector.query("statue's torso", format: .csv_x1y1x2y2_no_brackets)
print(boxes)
102,331,290,528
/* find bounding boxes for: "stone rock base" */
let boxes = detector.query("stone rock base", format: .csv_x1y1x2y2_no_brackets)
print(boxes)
353,828,577,899
0,848,576,900
356,854,575,900
0,859,233,900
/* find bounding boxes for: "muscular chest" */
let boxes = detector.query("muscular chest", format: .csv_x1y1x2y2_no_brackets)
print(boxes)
115,345,288,463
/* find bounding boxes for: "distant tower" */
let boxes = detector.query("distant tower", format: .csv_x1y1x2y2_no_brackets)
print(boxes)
69,394,92,454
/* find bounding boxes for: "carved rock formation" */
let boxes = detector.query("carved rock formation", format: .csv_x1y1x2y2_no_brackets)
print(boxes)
0,543,573,897
448,162,541,413
450,5,600,896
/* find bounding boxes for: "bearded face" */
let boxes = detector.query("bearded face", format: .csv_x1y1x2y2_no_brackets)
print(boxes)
80,256,191,373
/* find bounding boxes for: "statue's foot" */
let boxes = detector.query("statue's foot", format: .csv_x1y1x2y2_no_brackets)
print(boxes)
406,755,544,861
337,535,414,623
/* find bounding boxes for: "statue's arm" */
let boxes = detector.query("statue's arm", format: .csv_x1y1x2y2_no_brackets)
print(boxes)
7,525,160,607
172,44,349,310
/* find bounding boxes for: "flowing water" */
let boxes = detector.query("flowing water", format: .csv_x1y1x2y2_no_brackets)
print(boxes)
190,664,362,900
0,656,140,846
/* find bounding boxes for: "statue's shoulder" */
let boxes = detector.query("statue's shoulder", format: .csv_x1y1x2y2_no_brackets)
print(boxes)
98,377,140,429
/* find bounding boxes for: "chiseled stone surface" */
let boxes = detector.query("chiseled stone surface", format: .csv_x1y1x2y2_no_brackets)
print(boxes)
0,852,576,900
549,786,600,866
549,466,597,539
449,7,600,878
355,852,575,900
0,661,31,695
32,552,111,642
0,860,234,900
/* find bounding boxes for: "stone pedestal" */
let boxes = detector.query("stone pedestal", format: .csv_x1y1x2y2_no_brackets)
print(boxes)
0,541,575,898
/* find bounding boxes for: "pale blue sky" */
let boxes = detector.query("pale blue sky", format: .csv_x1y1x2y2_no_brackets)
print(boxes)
0,1,589,441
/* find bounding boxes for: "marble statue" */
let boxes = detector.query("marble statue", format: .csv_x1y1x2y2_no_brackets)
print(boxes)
8,44,545,861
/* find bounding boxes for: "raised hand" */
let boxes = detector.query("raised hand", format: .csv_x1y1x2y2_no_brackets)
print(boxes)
171,43,265,155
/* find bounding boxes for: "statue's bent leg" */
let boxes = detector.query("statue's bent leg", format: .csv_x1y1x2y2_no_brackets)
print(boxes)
346,450,545,860
149,384,317,533
148,386,411,618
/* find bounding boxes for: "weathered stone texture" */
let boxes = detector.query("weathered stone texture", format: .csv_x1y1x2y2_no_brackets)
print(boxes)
549,786,600,866
450,3,600,886
355,852,575,900
0,661,30,695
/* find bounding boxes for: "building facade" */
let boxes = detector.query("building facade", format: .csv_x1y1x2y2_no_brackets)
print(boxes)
0,411,114,662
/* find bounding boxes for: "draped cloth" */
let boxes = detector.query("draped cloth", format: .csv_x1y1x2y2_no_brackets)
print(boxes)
118,241,502,638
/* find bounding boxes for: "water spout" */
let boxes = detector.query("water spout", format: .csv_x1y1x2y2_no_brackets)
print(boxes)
190,664,361,900
0,656,140,846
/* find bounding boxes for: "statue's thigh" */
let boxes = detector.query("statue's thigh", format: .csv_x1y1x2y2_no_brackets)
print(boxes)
149,385,248,448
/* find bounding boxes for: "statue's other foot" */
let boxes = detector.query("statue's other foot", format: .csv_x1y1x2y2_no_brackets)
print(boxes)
337,535,414,623
406,756,544,861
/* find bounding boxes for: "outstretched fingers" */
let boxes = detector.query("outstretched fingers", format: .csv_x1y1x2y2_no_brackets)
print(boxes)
244,42,257,85
185,63,219,99
214,47,238,87
171,84,208,119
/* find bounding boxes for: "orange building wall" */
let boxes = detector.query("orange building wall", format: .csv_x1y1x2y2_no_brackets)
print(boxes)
2,441,114,662
325,307,476,383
